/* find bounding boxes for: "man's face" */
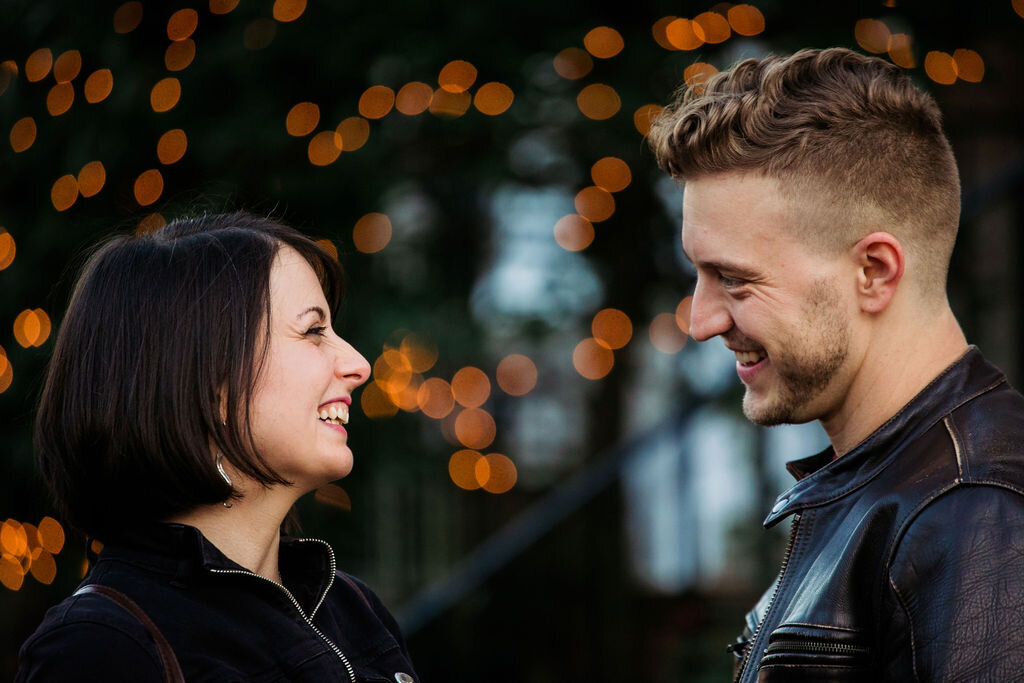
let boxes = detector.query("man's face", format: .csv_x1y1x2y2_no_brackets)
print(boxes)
681,172,857,426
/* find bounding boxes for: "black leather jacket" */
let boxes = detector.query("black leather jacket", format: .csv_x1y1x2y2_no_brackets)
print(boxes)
731,347,1024,682
16,523,418,682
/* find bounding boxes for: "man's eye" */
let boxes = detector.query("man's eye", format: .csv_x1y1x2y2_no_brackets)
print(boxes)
718,273,745,288
305,325,327,337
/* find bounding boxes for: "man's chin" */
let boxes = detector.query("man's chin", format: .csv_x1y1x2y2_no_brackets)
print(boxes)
742,392,813,427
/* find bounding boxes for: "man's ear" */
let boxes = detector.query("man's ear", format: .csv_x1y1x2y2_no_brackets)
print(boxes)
851,232,904,314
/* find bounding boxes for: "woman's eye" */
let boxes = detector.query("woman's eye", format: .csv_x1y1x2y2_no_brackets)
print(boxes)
305,325,328,337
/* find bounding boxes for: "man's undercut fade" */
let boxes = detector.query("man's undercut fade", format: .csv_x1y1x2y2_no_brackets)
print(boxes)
648,47,961,299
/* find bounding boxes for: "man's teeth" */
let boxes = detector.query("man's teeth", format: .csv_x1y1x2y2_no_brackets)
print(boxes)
317,404,349,425
735,350,767,366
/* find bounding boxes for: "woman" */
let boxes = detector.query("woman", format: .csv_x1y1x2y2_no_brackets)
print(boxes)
17,213,418,682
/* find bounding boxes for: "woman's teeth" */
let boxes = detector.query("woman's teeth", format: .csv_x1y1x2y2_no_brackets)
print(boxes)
318,404,349,425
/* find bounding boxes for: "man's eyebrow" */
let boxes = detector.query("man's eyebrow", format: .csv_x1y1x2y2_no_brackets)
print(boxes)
693,258,762,279
296,306,326,322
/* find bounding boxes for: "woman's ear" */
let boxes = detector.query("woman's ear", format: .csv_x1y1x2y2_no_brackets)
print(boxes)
851,232,904,314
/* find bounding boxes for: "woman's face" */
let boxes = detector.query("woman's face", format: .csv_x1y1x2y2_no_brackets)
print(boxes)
248,245,370,491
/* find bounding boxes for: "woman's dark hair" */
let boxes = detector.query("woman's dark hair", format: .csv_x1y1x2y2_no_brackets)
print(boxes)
35,212,344,541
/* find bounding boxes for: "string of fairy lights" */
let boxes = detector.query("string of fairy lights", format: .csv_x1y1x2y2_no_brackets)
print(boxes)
2,0,1014,591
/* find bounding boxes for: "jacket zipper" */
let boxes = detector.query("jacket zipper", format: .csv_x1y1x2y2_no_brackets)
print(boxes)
763,640,869,656
733,513,801,683
209,538,357,683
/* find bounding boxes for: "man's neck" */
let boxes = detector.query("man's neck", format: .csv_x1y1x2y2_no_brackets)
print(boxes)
822,305,968,457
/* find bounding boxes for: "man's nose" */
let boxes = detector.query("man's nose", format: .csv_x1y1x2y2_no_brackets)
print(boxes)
687,279,732,342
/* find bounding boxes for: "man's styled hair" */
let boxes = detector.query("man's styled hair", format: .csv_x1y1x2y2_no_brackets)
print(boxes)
35,212,343,541
648,47,961,297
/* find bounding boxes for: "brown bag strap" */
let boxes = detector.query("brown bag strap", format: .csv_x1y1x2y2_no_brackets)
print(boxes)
74,584,185,683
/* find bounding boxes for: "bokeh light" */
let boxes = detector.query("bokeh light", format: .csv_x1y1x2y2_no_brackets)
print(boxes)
314,483,351,511
273,0,307,23
113,2,143,34
150,77,181,112
361,381,399,419
46,83,74,116
452,366,490,408
693,11,731,44
315,239,338,261
37,517,65,554
418,378,455,419
652,17,679,51
887,33,914,69
0,554,24,591
577,83,621,120
1015,0,1024,19
584,26,624,59
474,82,514,116
84,69,113,103
50,175,78,212
53,50,82,83
0,346,11,394
553,48,593,80
665,19,703,51
591,157,631,192
449,449,483,490
134,169,164,206
353,212,392,253
286,102,320,136
592,308,632,349
167,8,198,41
478,453,517,494
429,88,471,118
438,60,478,93
574,186,615,222
359,86,395,119
13,309,51,348
454,408,497,449
854,18,890,54
165,39,197,71
573,338,614,380
157,129,188,164
210,0,240,14
675,296,693,335
727,5,766,36
0,61,16,97
25,48,53,83
401,333,439,373
307,130,342,166
336,116,370,151
77,161,106,197
924,51,957,84
684,62,718,91
0,229,15,270
29,549,56,585
650,312,687,354
953,49,984,82
396,81,433,115
496,354,537,396
10,117,37,153
553,214,594,251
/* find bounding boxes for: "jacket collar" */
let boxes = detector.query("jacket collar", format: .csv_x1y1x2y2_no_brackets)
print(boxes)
763,346,1006,527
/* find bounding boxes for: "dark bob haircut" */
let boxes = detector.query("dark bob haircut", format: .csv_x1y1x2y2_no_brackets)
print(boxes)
35,212,343,541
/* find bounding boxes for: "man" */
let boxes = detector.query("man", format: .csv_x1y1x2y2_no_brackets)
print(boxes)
649,47,1024,681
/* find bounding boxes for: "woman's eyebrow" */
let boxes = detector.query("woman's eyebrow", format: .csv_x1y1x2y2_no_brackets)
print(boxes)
295,306,326,322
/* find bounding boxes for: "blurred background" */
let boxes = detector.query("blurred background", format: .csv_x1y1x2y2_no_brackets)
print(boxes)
1,0,1022,680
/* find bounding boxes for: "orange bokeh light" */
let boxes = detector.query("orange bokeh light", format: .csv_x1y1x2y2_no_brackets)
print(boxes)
592,308,632,349
0,230,15,271
553,214,594,252
77,161,106,198
650,312,687,354
157,129,188,165
0,61,16,97
728,5,766,36
395,81,433,115
693,11,731,44
438,60,478,93
113,1,143,33
358,86,395,120
924,51,957,85
13,309,52,348
591,157,631,193
353,212,392,253
953,49,984,82
684,62,719,91
454,408,497,450
478,453,517,494
286,102,320,136
315,239,338,261
0,555,24,591
210,0,240,14
0,346,11,394
37,517,65,554
25,48,53,82
30,549,56,585
633,104,664,136
573,338,614,380
46,83,74,116
553,47,593,80
474,82,514,116
449,449,483,490
307,130,342,166
314,483,351,511
10,117,37,153
887,33,915,69
134,169,164,207
84,69,113,103
167,8,198,41
452,366,490,408
165,39,196,71
429,88,471,118
665,18,703,51
574,186,615,222
584,26,624,59
361,381,399,419
150,77,181,113
496,354,537,397
136,213,167,235
401,333,438,373
577,83,621,120
418,378,455,419
675,296,693,335
652,17,679,51
273,0,307,22
336,116,370,151
1,520,27,556
51,175,78,212
854,18,890,54
53,50,82,83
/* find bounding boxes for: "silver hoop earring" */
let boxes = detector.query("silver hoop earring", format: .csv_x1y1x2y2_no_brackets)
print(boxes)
216,453,233,508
